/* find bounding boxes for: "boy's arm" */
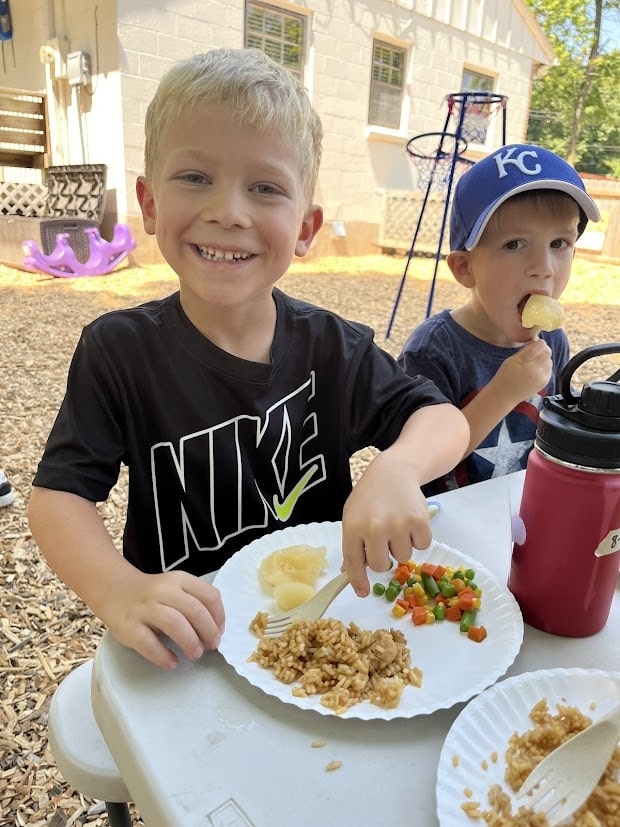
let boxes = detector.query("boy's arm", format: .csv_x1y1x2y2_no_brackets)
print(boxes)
342,402,469,597
461,338,553,457
28,487,225,670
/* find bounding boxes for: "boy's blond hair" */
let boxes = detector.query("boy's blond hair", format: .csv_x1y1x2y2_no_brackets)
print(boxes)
484,190,582,239
143,48,323,206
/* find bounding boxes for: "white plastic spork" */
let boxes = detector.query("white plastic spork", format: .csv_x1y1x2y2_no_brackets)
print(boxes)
515,701,620,825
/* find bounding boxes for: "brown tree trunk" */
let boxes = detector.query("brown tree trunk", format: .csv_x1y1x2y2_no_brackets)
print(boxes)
566,0,603,164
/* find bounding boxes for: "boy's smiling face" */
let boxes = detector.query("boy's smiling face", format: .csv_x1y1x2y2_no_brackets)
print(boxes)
137,102,322,318
448,195,579,347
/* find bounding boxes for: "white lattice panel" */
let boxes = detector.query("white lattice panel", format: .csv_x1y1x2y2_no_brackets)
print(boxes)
379,190,452,254
0,182,46,216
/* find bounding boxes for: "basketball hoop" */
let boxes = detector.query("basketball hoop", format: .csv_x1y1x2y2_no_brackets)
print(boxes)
406,131,470,193
446,91,507,144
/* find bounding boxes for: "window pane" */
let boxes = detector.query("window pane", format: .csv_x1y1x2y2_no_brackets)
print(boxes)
459,70,494,142
369,85,402,129
369,41,405,129
462,69,493,93
245,2,304,81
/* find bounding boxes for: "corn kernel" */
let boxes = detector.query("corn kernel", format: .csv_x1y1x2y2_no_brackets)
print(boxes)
411,582,425,598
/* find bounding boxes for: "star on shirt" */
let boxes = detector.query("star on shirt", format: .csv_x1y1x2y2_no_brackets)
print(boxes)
473,419,532,478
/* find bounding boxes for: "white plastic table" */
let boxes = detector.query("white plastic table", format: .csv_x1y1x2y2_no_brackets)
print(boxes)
91,471,620,826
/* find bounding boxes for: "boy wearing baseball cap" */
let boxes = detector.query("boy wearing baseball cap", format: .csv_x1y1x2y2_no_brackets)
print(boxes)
398,143,599,494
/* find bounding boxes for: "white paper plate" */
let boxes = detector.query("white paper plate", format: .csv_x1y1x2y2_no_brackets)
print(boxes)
214,521,523,720
436,668,620,826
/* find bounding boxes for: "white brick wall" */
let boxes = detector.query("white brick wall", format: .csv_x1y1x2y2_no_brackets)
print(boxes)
6,0,554,257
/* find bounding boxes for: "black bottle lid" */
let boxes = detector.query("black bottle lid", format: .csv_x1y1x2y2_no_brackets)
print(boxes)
536,344,620,469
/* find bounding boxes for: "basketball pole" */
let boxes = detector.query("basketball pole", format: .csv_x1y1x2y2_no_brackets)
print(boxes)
384,125,453,339
423,100,468,321
385,92,508,339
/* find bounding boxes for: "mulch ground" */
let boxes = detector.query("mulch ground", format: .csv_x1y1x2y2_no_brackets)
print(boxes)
1,255,618,826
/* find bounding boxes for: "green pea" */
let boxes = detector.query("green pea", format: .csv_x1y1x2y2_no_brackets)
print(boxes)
373,582,386,596
385,586,399,602
433,603,446,621
464,568,476,581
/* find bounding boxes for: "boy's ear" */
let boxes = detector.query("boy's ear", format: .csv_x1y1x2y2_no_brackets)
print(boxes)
447,250,475,288
136,176,157,236
295,205,324,257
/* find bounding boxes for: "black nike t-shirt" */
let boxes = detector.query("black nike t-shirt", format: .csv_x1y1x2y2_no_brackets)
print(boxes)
34,289,448,575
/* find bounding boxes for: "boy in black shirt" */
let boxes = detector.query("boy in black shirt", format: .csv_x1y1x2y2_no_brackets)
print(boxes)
29,49,468,669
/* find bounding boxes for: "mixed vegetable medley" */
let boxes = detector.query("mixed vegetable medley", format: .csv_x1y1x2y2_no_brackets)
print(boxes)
373,560,488,643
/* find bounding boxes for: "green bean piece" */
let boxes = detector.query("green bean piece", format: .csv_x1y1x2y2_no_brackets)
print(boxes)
421,573,440,597
460,609,478,633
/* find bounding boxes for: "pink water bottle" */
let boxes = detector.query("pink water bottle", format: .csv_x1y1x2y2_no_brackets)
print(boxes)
509,343,620,637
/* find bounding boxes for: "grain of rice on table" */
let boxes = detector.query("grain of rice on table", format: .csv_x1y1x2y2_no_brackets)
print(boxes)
248,615,423,714
462,698,620,826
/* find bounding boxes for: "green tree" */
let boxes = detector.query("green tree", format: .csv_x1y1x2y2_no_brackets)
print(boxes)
525,0,620,175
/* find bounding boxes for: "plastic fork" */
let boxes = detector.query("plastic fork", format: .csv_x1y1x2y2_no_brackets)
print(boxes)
261,571,350,637
261,503,441,637
515,702,620,825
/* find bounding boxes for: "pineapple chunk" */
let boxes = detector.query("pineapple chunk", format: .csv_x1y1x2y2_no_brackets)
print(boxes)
273,581,316,610
259,544,327,587
522,294,564,331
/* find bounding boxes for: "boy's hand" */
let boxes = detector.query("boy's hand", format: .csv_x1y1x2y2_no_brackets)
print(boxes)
102,571,225,670
341,450,432,598
496,338,553,403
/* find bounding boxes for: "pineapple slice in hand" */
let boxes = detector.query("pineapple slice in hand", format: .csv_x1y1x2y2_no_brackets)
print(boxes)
522,294,564,333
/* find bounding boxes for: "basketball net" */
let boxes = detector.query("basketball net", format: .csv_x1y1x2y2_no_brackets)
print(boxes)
447,92,506,144
406,132,471,194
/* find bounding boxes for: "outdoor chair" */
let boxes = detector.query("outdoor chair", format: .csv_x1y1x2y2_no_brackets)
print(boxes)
0,163,107,269
48,659,134,827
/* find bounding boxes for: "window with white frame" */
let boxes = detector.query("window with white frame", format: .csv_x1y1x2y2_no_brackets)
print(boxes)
462,69,494,94
459,69,495,144
245,2,305,83
368,41,406,130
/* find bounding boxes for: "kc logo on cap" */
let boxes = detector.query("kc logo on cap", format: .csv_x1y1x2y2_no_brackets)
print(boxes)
449,143,600,251
494,147,542,178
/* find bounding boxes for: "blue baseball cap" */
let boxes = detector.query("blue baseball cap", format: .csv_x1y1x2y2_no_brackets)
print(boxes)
449,143,600,251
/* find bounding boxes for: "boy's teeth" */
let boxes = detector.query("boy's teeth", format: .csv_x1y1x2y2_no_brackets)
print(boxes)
197,246,250,261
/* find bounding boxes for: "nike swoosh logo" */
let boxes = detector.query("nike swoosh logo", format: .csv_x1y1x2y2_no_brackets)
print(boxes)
273,465,319,521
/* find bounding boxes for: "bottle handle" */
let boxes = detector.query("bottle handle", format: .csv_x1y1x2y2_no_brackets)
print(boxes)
559,342,620,404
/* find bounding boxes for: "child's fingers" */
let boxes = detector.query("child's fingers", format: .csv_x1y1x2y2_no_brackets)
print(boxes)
519,337,550,363
342,535,374,597
125,624,181,671
156,592,224,656
182,578,225,637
